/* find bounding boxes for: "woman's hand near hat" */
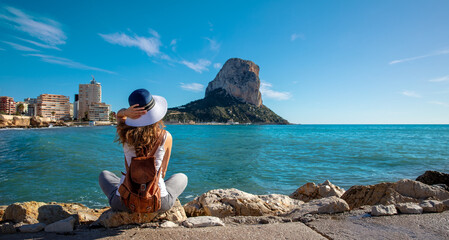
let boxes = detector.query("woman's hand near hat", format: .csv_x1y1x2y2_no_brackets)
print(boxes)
117,104,147,123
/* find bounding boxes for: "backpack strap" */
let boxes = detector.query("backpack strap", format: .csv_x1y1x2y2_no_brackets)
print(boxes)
161,147,170,179
123,156,128,175
148,129,166,157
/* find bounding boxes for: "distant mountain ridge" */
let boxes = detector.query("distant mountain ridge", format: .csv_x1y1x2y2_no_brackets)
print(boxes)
164,58,288,124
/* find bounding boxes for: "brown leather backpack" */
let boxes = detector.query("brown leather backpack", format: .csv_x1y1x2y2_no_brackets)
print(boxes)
118,130,167,213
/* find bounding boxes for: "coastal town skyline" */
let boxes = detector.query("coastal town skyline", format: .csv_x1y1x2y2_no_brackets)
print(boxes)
1,1,449,124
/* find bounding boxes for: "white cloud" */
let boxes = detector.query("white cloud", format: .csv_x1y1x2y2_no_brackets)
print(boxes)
3,41,39,52
290,33,304,41
180,59,211,73
99,31,161,57
24,53,116,74
15,37,61,50
401,90,421,98
213,63,222,69
428,101,448,107
170,39,177,51
148,28,160,39
180,83,204,92
390,49,449,65
260,82,292,100
429,75,449,82
205,37,220,51
0,6,66,46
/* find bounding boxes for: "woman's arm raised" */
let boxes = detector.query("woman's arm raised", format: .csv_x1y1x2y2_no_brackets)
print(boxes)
116,104,147,124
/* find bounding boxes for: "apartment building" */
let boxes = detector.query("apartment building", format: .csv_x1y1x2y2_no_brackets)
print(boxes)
24,98,38,117
37,94,70,120
88,102,110,121
78,77,110,121
78,78,101,120
0,96,15,115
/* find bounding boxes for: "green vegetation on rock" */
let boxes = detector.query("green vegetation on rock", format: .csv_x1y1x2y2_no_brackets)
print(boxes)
164,89,288,124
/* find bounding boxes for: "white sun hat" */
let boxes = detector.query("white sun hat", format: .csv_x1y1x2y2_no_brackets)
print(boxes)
125,89,168,127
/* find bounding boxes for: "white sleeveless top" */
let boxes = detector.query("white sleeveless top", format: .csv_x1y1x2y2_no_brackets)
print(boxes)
116,132,168,197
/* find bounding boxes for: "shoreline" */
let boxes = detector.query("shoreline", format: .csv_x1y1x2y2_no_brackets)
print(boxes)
1,173,449,239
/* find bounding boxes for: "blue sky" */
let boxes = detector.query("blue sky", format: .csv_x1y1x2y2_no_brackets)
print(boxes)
1,0,448,124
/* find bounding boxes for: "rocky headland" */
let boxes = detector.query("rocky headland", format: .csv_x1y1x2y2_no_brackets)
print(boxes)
0,114,114,128
1,171,449,239
164,58,289,124
0,115,56,128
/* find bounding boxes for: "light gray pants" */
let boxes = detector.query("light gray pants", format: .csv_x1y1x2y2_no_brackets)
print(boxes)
98,170,188,212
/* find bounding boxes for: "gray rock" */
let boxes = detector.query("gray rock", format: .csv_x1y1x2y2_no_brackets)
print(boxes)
182,216,225,228
205,58,262,107
420,200,445,213
395,203,423,214
371,205,397,216
44,216,76,233
394,179,449,200
0,222,16,234
285,196,349,220
290,180,345,202
160,221,179,228
19,223,46,233
342,179,449,210
183,188,302,218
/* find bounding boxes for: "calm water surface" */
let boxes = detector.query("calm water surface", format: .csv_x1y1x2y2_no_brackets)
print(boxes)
0,125,448,208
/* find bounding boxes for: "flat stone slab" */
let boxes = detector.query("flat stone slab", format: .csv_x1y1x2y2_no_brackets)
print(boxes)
308,210,449,239
183,216,225,228
0,222,325,240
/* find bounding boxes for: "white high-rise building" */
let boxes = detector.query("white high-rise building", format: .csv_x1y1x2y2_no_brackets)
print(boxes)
78,77,110,121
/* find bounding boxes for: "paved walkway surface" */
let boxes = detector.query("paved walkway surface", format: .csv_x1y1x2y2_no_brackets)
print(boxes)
2,211,449,239
308,210,449,240
1,222,326,240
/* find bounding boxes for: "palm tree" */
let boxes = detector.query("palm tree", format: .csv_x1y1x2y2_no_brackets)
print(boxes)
17,103,24,115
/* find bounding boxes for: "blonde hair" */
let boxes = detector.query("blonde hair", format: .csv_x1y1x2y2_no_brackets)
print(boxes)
115,120,165,156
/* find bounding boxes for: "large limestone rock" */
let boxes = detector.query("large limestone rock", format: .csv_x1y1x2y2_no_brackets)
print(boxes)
3,201,46,224
96,199,187,228
30,116,50,127
205,58,262,107
2,201,106,224
342,179,449,209
416,171,449,190
12,116,30,127
0,114,13,127
290,180,345,202
183,189,302,218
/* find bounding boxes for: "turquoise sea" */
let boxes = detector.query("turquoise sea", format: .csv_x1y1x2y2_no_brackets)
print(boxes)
0,125,448,208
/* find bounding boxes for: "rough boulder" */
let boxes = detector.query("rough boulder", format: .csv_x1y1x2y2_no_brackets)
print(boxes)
342,179,449,209
2,201,106,224
183,188,302,217
290,180,345,202
95,199,187,228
